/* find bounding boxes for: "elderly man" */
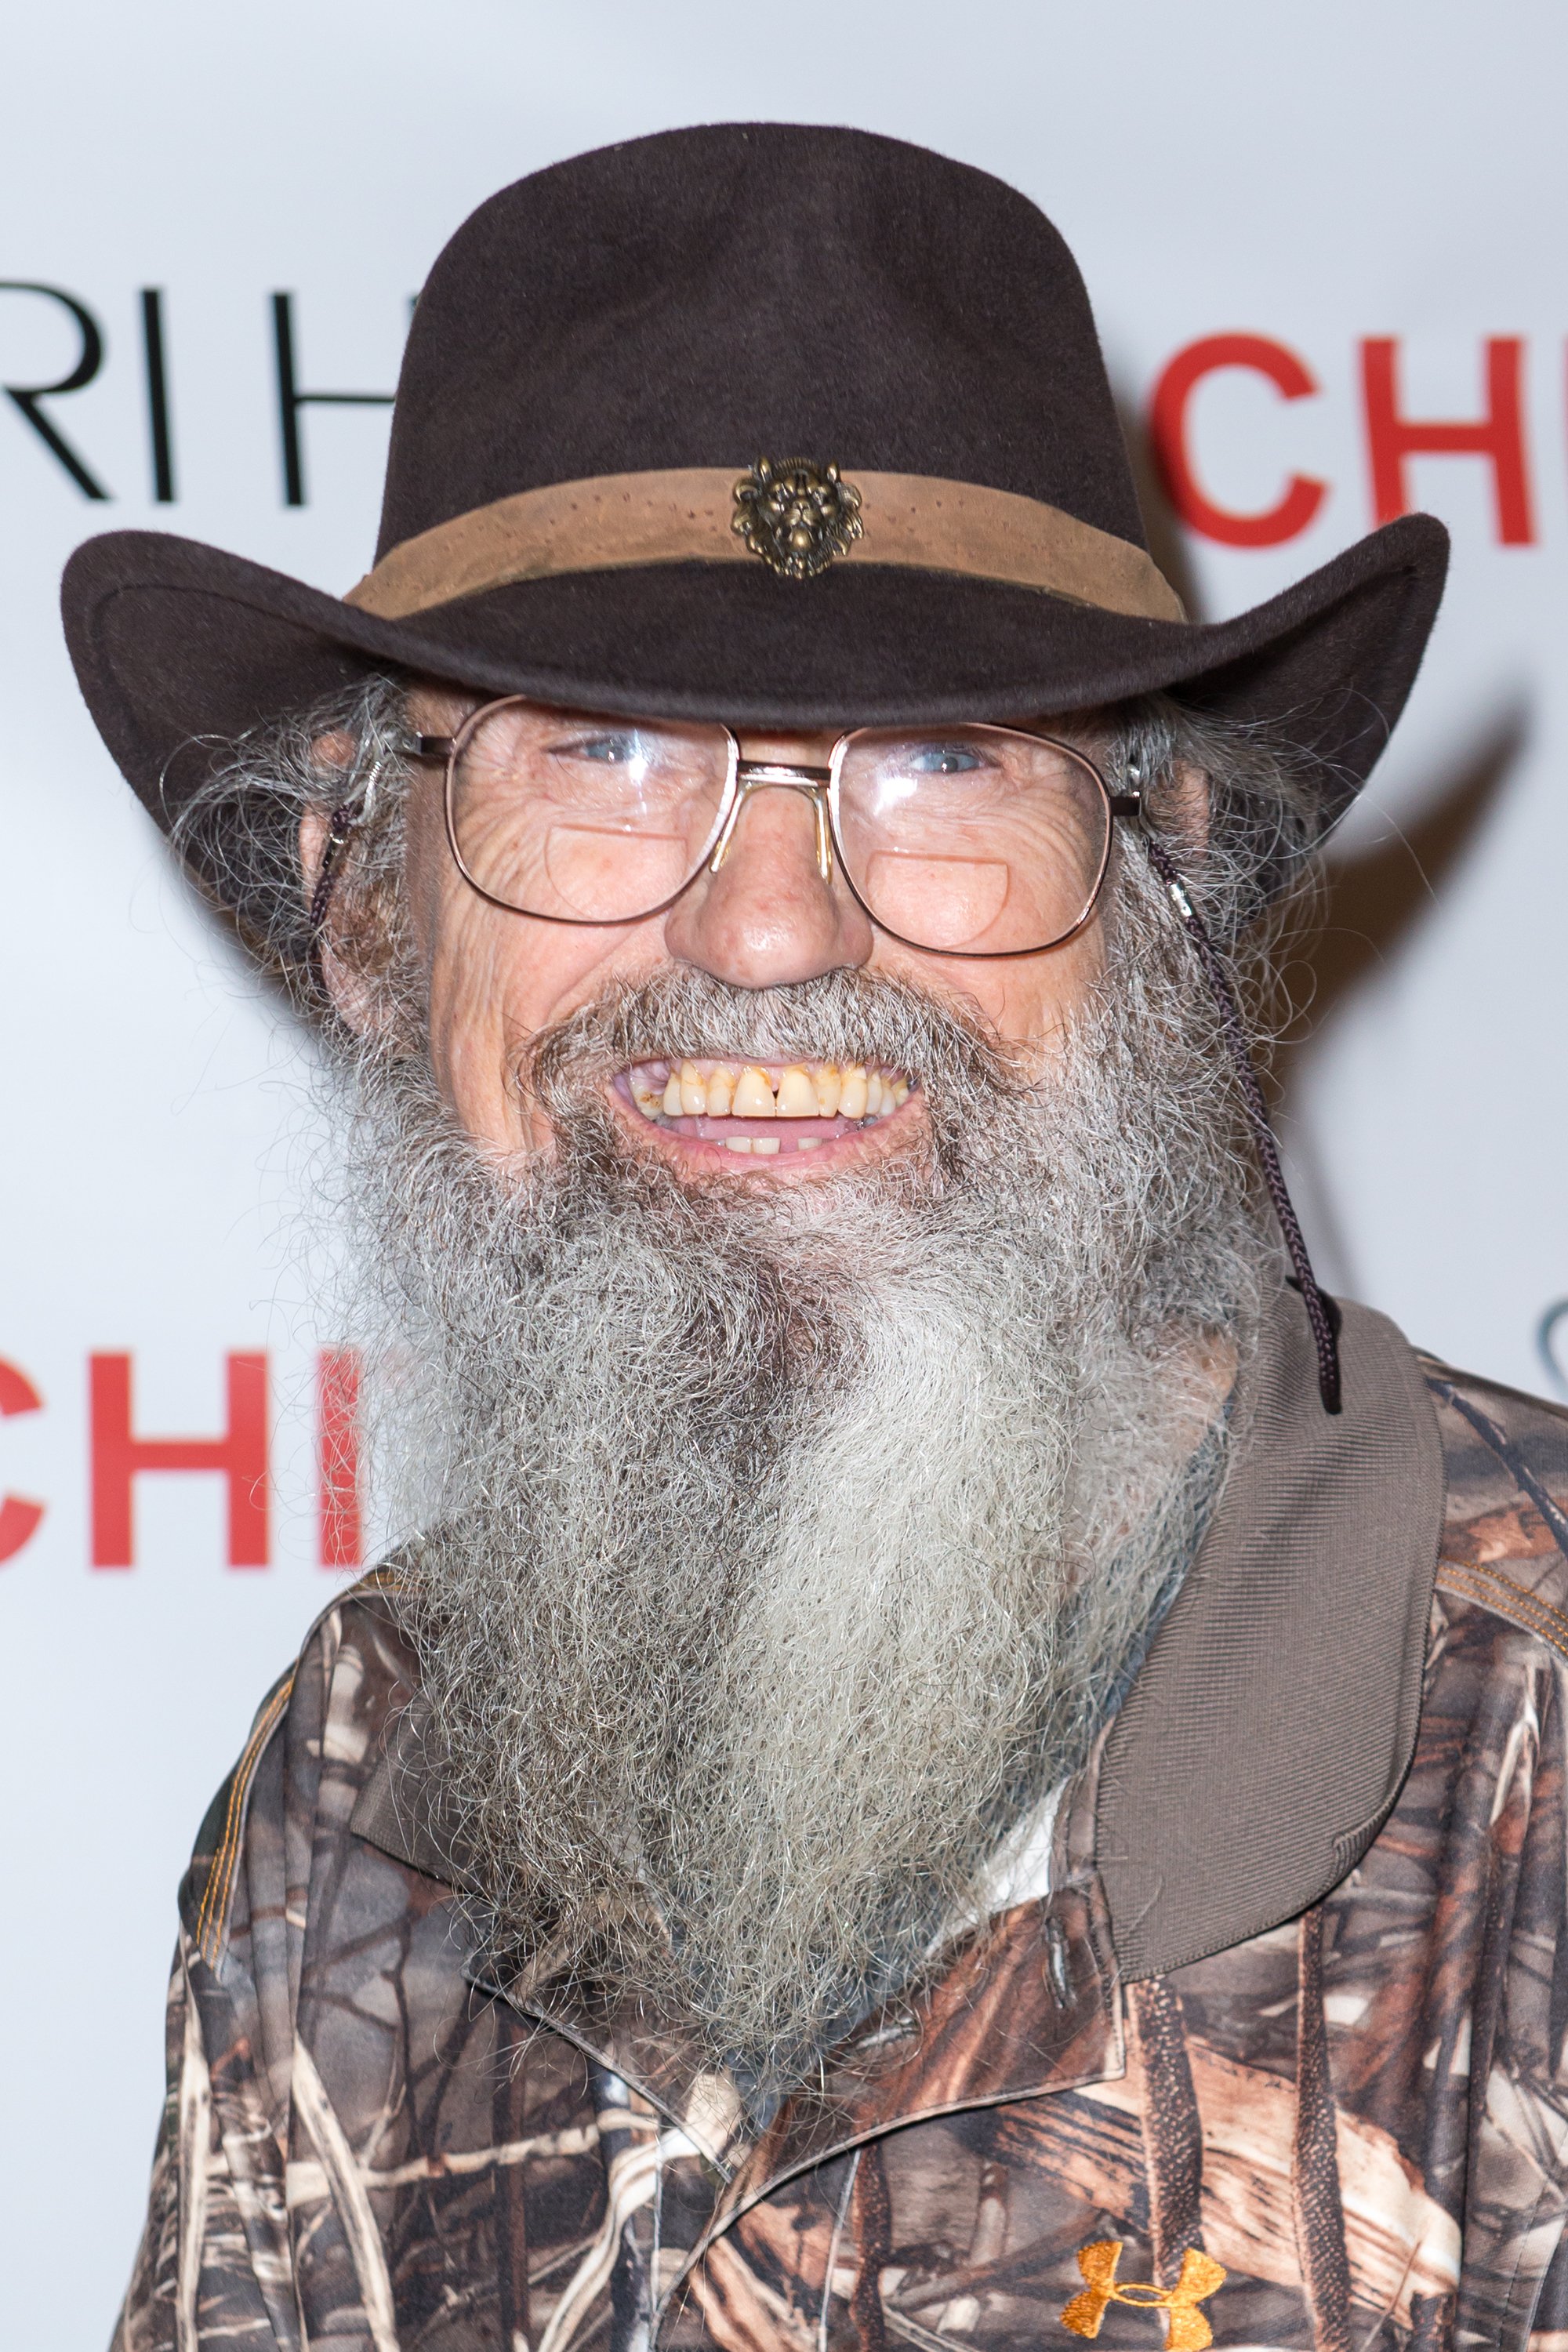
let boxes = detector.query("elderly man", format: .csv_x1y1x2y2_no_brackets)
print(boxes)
65,125,1568,2352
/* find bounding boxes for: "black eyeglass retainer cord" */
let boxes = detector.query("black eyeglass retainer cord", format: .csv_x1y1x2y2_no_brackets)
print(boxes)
307,798,361,988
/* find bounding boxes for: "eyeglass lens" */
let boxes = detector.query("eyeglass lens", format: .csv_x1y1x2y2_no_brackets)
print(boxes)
448,705,731,923
447,705,1111,953
836,728,1109,953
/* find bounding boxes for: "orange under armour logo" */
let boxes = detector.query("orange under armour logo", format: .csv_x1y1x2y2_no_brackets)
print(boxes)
1061,2240,1226,2350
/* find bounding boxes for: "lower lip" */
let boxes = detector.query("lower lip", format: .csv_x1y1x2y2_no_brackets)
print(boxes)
608,1073,915,1166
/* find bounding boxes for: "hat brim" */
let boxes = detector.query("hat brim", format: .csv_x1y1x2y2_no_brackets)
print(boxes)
62,512,1447,873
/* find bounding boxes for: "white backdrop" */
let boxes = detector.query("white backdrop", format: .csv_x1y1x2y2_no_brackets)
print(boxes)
4,4,1566,2340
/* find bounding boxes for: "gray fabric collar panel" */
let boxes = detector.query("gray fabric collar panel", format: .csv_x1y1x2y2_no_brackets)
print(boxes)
349,1286,1449,1986
1095,1289,1446,1984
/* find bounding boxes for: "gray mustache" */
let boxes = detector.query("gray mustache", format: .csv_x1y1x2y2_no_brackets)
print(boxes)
521,964,1029,1101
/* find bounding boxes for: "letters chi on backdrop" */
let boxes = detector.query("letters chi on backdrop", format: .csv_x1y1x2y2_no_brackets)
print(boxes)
0,1351,362,1571
0,280,1552,541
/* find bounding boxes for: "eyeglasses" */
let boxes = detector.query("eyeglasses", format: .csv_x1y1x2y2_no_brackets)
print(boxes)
412,700,1142,959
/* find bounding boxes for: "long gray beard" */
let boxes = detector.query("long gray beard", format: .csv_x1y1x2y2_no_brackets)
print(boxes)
335,898,1269,2095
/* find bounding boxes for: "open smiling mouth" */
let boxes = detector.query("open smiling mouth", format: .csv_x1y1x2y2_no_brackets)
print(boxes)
614,1058,915,1160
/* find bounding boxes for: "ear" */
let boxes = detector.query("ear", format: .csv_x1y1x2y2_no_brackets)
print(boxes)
1161,759,1211,856
299,804,383,1034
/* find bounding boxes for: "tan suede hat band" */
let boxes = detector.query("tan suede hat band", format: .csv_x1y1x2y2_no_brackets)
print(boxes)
343,466,1186,625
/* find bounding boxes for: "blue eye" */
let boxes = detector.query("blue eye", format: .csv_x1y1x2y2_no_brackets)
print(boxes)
562,733,641,764
906,744,985,776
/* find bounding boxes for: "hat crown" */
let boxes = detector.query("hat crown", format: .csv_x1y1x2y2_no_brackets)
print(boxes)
376,122,1148,561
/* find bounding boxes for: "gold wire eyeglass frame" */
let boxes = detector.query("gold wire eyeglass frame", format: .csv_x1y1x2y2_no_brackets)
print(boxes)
412,699,1145,960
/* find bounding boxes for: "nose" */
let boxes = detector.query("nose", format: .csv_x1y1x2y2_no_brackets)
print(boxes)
662,772,875,989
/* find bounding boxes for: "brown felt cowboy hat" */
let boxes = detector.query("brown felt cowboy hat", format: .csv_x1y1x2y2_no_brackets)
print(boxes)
61,121,1447,887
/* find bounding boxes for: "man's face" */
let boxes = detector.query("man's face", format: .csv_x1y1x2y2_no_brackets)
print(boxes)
392,686,1110,1160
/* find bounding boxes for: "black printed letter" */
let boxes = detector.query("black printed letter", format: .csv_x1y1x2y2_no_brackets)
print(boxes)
271,292,394,507
0,282,110,499
140,289,176,503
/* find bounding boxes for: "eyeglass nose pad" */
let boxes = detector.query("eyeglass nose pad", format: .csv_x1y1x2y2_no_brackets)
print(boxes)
706,796,742,876
809,788,833,884
707,775,835,884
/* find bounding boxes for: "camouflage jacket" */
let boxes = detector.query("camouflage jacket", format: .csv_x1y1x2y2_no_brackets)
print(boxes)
114,1291,1568,2352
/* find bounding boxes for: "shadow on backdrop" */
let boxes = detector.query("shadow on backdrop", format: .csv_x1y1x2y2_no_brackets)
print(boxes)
1270,706,1530,1295
1279,709,1526,1045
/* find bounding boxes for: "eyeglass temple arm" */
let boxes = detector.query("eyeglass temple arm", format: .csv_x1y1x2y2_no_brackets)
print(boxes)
1139,827,1342,1416
309,743,400,956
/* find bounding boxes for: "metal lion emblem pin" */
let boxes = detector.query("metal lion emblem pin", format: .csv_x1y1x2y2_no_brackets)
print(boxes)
731,456,863,579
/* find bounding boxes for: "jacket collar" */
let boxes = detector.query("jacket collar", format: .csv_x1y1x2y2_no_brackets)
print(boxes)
1094,1289,1446,1981
349,1284,1446,2182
